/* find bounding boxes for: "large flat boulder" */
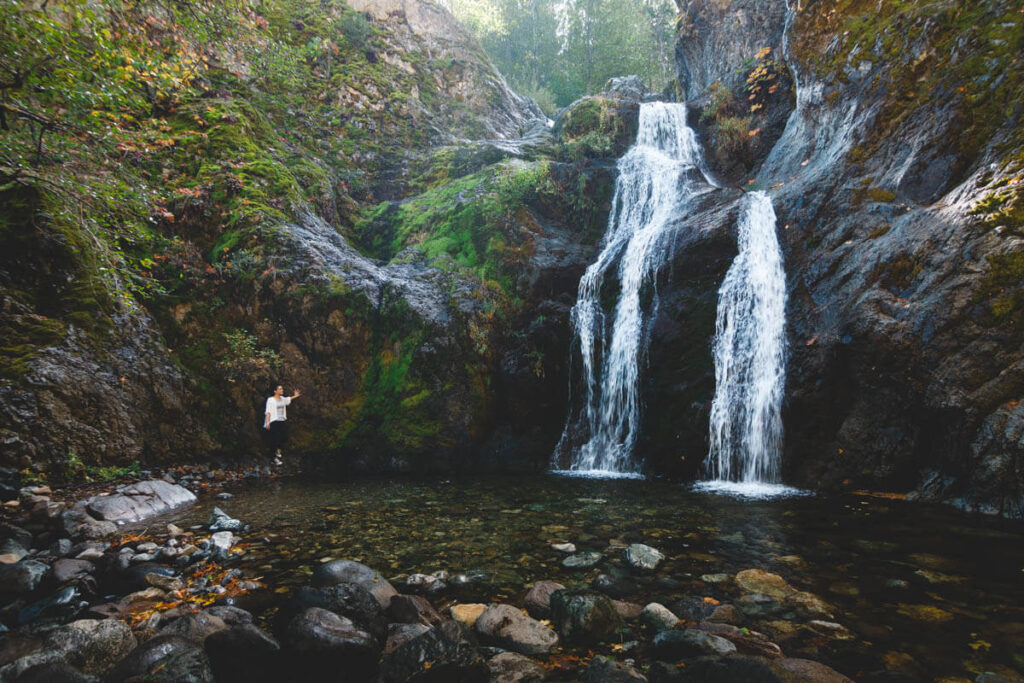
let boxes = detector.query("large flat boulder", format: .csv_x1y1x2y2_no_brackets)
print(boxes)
86,480,196,524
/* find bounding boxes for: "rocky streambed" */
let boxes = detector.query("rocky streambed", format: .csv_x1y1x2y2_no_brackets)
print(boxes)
0,473,1022,681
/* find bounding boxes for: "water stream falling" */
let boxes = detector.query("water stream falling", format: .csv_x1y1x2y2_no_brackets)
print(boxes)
554,102,712,475
699,190,792,497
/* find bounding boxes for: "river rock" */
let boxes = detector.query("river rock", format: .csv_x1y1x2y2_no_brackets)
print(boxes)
14,661,97,683
104,634,197,681
736,569,795,600
550,589,623,645
85,480,196,524
707,603,743,624
210,531,235,553
650,628,737,660
60,508,117,539
48,538,73,558
552,542,576,553
581,655,647,682
52,558,94,584
474,603,559,655
17,585,81,624
378,620,487,683
523,580,565,619
282,607,379,678
640,603,679,632
0,522,33,549
776,657,854,682
47,618,136,675
146,572,185,592
625,543,665,571
451,603,488,627
387,594,443,626
207,507,244,532
160,612,229,643
697,622,783,659
562,551,602,569
206,606,255,626
1,538,29,561
403,572,446,595
647,655,796,682
0,560,50,598
487,651,547,683
204,623,281,683
311,559,398,609
592,573,641,599
614,600,644,620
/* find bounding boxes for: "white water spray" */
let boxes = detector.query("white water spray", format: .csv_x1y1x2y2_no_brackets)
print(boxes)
702,191,789,494
555,102,711,474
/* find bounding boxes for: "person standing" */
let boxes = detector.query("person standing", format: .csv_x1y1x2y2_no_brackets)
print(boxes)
265,384,301,466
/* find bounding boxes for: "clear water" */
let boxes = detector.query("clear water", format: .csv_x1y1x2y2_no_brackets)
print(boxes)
165,475,1024,681
556,102,713,473
706,190,789,484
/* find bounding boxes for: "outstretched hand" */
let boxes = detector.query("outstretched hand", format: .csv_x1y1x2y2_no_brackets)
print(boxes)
292,389,302,399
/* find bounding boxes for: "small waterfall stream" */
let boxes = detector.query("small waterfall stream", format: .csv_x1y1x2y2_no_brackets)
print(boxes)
699,190,792,496
555,102,712,474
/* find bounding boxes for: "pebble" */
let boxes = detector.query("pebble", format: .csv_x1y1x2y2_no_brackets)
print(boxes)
552,542,576,553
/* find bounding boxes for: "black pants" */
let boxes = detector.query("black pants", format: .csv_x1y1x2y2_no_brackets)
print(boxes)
267,420,289,457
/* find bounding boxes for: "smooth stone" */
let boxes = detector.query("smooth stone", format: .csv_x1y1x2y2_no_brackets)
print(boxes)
786,591,834,618
701,573,730,584
592,573,641,599
736,569,795,600
614,600,644,620
640,603,679,632
159,612,228,644
403,573,446,595
550,589,624,645
311,559,398,609
86,480,196,524
49,539,73,558
13,662,97,683
17,586,80,624
552,542,576,553
0,553,23,565
146,573,185,592
378,620,487,683
52,558,94,584
1,538,29,561
47,619,136,675
205,606,254,626
102,634,196,681
697,622,784,659
648,655,796,682
563,551,602,569
207,508,244,533
386,594,443,626
0,522,33,549
474,604,559,656
451,603,488,628
625,543,665,571
650,628,737,660
581,655,647,682
523,580,565,619
274,584,387,643
706,604,743,625
210,532,235,553
487,651,547,683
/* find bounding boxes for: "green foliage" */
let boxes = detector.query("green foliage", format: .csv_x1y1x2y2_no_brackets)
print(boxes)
59,451,140,484
975,250,1024,330
218,330,281,378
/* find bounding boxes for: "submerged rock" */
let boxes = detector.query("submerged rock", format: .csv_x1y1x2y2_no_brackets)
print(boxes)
581,655,647,682
625,543,665,571
562,551,602,569
650,629,737,660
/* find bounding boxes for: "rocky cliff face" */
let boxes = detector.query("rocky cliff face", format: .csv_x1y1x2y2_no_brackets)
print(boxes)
670,0,1024,515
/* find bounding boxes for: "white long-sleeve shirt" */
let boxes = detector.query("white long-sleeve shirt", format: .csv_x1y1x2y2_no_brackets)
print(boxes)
265,396,292,424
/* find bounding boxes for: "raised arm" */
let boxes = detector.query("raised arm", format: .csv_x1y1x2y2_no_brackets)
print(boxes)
291,389,301,399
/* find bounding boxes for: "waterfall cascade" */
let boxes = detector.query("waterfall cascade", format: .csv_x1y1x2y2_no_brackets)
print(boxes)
699,190,793,496
554,102,712,475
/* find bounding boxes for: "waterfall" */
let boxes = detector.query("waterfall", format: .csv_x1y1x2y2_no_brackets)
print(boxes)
554,102,711,475
701,191,790,493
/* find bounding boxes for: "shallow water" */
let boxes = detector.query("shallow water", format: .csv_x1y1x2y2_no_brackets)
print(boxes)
166,474,1024,680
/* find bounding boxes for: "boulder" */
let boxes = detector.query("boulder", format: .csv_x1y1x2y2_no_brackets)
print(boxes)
735,569,795,600
207,508,244,532
0,522,33,549
649,629,737,660
474,604,559,656
648,655,801,682
382,623,431,657
17,585,81,624
14,661,98,683
159,612,229,644
387,594,443,626
209,532,235,554
52,559,94,584
451,603,488,628
311,559,398,609
487,651,547,683
378,620,487,683
775,658,854,682
625,544,665,571
104,634,196,681
697,622,783,659
205,606,254,626
549,590,623,645
581,655,647,682
43,618,136,675
85,480,195,524
523,580,564,619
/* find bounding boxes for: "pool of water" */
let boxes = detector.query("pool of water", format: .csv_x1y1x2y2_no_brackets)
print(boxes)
165,474,1024,680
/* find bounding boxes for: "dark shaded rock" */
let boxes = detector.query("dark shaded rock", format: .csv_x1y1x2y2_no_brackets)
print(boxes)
282,607,379,680
311,559,397,609
549,589,623,645
206,508,243,532
706,604,742,625
48,539,73,558
379,620,487,683
15,662,98,683
474,604,558,656
1,538,29,562
52,559,94,584
276,583,387,642
41,618,136,675
648,655,801,682
204,623,281,683
581,655,647,682
697,622,783,659
102,634,195,682
624,544,665,571
17,585,82,624
383,623,431,657
0,523,33,549
204,606,253,626
486,651,547,683
159,612,228,644
592,573,641,599
649,629,737,661
775,658,854,682
523,580,564,620
387,594,443,626
85,480,195,524
0,560,50,598
403,573,447,595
